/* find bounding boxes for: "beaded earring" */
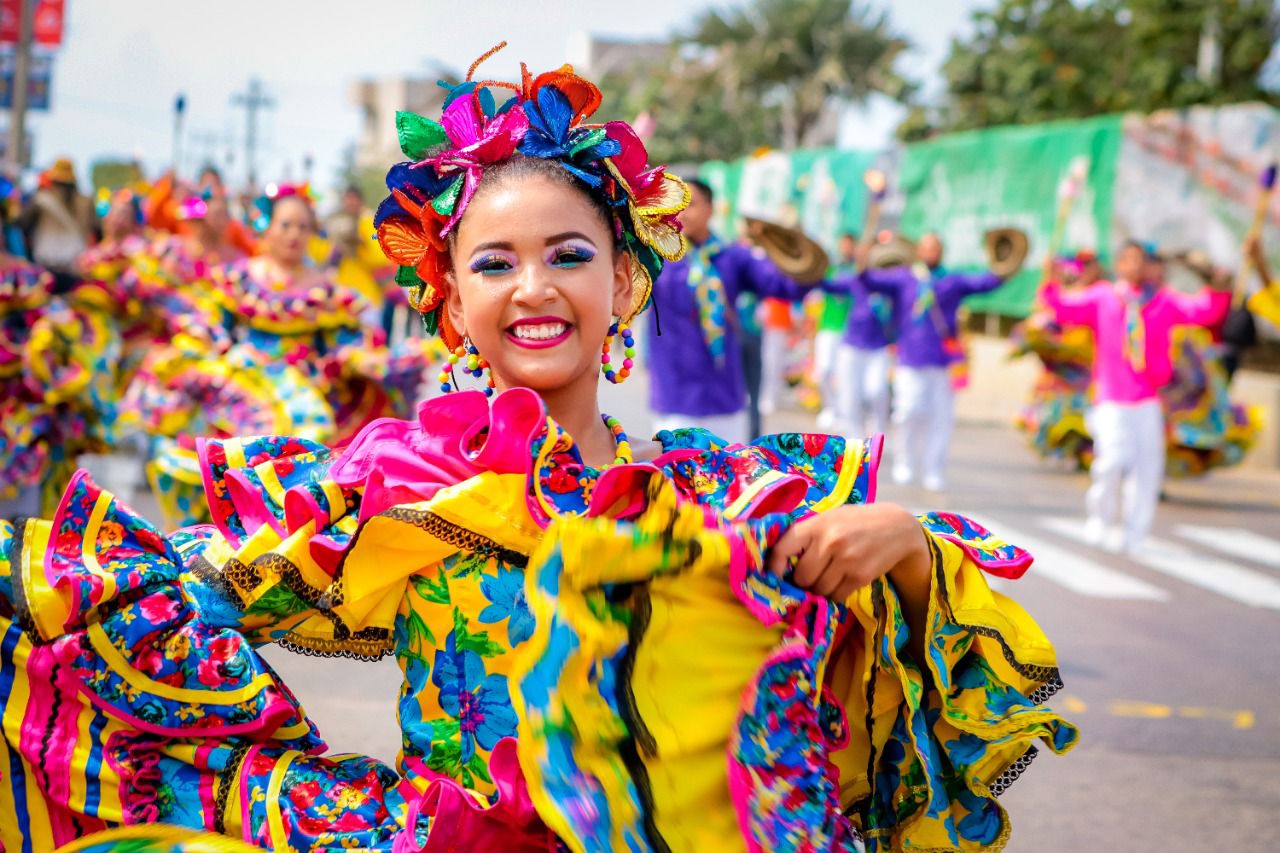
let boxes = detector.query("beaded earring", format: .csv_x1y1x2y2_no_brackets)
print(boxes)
439,337,496,397
601,319,635,385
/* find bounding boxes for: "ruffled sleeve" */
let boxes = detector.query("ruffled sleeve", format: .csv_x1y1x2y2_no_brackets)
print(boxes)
2,474,323,749
508,463,1076,853
827,516,1077,851
655,429,884,520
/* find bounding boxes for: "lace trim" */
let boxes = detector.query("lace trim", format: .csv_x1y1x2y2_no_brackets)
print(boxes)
215,742,252,835
192,553,393,659
380,506,529,568
930,535,1063,694
276,631,393,661
990,745,1039,797
6,517,42,645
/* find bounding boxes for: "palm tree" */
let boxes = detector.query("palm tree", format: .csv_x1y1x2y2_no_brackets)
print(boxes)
685,0,915,149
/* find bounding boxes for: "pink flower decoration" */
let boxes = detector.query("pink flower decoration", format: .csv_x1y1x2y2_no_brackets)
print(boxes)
138,592,179,624
197,658,225,688
427,94,530,234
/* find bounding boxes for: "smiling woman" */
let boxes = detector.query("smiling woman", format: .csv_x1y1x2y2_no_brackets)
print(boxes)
1,43,1075,853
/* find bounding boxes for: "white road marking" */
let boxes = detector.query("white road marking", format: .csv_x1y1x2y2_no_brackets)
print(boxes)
1039,517,1280,611
957,513,1170,601
1174,525,1280,573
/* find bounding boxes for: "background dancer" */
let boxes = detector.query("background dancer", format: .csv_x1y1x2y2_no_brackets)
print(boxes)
1041,241,1231,553
860,233,1008,490
812,231,856,429
647,178,812,443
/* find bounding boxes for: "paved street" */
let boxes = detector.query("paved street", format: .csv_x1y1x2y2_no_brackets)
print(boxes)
113,369,1280,851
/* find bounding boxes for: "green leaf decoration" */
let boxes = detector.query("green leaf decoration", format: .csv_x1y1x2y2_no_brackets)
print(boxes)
421,306,439,336
466,752,494,785
569,127,608,156
395,265,422,289
243,583,309,620
403,608,436,660
411,569,451,605
431,717,461,740
396,111,447,160
452,607,505,658
448,551,490,579
432,176,463,216
425,738,463,775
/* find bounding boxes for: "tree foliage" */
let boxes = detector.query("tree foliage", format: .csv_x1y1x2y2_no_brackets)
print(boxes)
932,0,1280,134
685,0,914,149
597,0,914,161
596,51,784,165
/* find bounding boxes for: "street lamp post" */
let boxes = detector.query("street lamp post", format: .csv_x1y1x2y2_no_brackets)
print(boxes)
6,0,34,173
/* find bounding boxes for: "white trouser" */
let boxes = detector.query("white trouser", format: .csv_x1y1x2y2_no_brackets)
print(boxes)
835,344,891,439
759,327,789,415
653,410,750,447
891,365,953,490
813,330,843,424
1085,399,1165,551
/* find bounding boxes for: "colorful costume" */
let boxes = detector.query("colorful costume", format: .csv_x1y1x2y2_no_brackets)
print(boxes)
1011,313,1094,468
853,265,1004,491
0,51,1076,853
0,260,118,516
647,238,810,444
1,388,1076,852
132,258,429,529
827,266,896,440
1041,279,1231,550
1014,317,1258,477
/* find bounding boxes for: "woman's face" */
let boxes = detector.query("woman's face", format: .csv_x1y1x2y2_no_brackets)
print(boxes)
263,196,313,266
446,172,631,395
103,198,137,240
204,195,231,236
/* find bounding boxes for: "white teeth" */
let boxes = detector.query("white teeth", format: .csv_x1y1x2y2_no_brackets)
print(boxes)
512,322,567,341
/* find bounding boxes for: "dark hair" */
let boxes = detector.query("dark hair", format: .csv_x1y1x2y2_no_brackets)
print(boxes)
200,165,222,183
464,155,621,252
1120,240,1150,257
265,193,317,230
685,177,713,204
343,184,363,200
838,231,858,242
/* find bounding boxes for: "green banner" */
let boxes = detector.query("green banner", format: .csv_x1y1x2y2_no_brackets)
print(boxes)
896,115,1124,316
701,147,881,257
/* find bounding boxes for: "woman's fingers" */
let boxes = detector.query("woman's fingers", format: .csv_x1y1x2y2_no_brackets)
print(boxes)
767,522,813,577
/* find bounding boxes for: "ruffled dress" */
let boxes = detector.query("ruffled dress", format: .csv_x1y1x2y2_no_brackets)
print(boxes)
1011,316,1094,468
1162,327,1259,477
130,259,430,528
1014,316,1259,476
0,387,1076,852
1,260,120,516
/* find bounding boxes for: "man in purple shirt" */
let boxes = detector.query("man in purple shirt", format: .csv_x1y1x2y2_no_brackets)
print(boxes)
827,251,895,441
647,179,812,444
861,234,1005,491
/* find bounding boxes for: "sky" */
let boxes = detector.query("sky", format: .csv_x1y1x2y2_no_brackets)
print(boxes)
21,0,983,198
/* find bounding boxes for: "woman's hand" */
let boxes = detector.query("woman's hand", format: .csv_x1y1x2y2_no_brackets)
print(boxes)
766,503,932,604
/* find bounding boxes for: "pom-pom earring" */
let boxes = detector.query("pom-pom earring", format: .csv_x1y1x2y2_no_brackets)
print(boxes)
601,319,635,385
439,337,495,396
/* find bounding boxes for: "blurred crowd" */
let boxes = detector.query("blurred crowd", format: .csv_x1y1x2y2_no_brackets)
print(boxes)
0,155,438,523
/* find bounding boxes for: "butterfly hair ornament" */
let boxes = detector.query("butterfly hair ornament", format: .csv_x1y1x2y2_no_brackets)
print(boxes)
374,41,691,351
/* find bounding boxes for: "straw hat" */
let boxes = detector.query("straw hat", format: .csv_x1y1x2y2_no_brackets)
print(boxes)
47,157,77,184
984,227,1029,278
741,216,830,283
867,233,917,269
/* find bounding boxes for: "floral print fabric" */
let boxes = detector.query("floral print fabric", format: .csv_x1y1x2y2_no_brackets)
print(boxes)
1,388,1075,851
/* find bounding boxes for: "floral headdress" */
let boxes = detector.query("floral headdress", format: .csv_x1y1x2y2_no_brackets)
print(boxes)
251,182,315,233
374,42,689,348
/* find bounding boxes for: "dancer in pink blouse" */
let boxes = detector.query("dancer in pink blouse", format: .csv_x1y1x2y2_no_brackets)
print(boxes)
1041,241,1230,553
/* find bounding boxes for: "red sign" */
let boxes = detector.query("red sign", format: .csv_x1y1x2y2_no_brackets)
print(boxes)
0,1,65,47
